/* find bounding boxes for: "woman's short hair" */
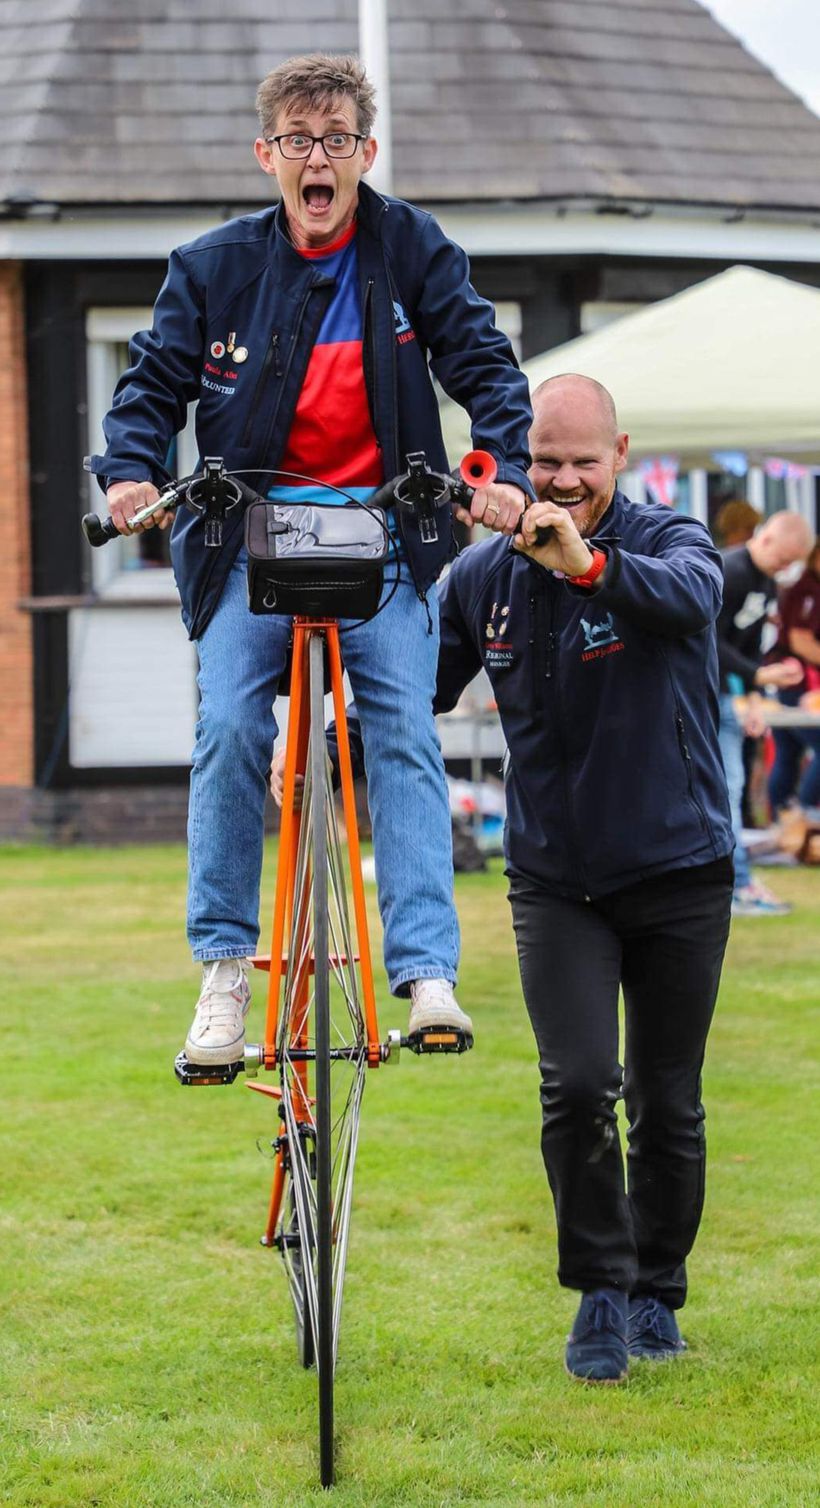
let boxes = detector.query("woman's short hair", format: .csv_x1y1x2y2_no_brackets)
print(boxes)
256,54,376,139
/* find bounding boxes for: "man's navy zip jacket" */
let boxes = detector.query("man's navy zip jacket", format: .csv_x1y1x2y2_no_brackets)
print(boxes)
439,492,733,896
340,491,733,898
86,183,533,640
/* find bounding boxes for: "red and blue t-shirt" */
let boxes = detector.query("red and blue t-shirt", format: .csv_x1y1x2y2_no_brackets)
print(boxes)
269,222,384,508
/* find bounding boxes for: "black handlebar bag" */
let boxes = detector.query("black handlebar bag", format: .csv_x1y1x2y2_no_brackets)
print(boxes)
245,500,389,619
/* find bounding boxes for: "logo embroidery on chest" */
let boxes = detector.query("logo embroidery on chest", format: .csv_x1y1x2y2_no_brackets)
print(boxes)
393,300,416,346
201,332,248,395
484,601,514,669
580,611,624,663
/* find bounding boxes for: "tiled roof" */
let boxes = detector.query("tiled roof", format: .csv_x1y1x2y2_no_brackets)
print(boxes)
2,0,820,211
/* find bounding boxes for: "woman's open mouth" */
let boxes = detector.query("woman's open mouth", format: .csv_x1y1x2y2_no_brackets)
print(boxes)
302,184,335,217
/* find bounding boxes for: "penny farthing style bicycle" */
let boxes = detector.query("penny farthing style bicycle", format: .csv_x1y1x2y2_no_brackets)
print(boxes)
83,447,496,1488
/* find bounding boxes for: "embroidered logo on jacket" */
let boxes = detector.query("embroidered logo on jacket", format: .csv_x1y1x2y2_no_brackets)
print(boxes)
393,300,416,345
580,611,624,662
202,375,237,395
201,343,241,394
484,601,514,668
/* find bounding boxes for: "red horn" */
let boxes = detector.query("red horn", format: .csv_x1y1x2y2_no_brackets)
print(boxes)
459,450,497,489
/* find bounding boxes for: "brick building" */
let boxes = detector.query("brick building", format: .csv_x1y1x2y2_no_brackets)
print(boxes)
0,265,32,796
3,0,820,839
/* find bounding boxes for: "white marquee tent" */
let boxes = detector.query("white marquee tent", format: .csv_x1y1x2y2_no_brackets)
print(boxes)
440,266,820,470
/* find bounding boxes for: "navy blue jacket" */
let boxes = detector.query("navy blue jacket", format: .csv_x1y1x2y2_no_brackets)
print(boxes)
87,183,533,639
436,491,733,896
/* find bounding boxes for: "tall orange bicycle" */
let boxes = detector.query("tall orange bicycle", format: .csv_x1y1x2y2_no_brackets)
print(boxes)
83,447,497,1488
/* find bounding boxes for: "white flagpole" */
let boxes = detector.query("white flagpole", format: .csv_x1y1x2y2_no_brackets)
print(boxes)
358,0,392,194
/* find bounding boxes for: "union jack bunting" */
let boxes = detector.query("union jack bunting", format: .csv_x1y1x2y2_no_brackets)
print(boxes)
638,455,679,507
763,457,808,481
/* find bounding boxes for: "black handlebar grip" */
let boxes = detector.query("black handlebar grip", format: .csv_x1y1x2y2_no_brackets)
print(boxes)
533,524,555,546
82,512,121,547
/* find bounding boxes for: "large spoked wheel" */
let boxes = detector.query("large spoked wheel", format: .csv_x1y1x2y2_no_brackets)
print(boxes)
310,631,334,1487
275,631,368,1489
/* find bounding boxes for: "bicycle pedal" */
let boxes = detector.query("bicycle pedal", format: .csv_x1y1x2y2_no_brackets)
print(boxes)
174,1050,244,1085
405,1027,474,1055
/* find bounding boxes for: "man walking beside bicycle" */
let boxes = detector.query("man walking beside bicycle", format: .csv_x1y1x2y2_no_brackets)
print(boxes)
310,376,736,1383
439,375,734,1383
87,54,532,1064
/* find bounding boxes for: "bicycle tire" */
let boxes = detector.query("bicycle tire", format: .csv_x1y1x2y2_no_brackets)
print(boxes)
310,631,335,1488
273,625,368,1488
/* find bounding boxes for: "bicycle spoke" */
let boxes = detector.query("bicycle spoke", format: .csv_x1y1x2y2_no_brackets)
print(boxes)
281,1087,319,1356
331,1064,366,1363
326,794,360,1022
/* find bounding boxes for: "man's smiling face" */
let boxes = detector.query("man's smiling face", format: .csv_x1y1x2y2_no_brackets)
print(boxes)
254,97,377,250
528,378,629,539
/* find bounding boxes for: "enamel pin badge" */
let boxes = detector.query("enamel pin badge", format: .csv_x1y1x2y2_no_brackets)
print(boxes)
211,334,248,363
227,333,249,362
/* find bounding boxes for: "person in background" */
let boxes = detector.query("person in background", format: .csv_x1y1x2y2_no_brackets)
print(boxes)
715,512,813,916
714,501,767,823
714,498,763,549
767,539,820,814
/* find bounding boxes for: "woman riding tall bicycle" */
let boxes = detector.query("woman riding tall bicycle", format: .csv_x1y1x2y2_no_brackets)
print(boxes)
85,52,534,1065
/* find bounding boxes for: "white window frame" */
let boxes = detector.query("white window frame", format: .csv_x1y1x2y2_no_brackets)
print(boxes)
85,307,199,598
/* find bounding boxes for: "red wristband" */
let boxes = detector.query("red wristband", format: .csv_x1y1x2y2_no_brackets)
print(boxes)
566,548,607,589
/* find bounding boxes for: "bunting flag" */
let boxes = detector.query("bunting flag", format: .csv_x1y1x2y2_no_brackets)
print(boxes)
712,451,748,477
638,455,679,507
763,457,808,480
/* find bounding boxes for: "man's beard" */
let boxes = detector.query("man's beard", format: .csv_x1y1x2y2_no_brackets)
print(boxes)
542,487,614,538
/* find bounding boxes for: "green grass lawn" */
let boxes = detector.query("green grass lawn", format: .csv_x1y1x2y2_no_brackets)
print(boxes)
1,845,818,1506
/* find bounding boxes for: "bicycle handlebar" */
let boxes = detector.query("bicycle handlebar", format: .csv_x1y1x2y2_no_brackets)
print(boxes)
82,460,260,550
81,451,507,550
82,478,187,548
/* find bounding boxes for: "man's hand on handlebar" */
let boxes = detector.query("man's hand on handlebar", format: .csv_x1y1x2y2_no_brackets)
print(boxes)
453,481,527,536
513,499,597,577
106,480,172,535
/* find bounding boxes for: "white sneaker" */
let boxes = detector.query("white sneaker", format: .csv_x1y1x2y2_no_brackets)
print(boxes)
185,958,251,1065
407,978,473,1037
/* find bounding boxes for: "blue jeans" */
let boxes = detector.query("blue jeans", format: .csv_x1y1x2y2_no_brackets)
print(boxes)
187,551,459,996
769,691,820,810
717,693,750,891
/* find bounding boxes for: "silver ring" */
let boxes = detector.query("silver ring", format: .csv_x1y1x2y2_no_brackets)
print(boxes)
485,503,500,518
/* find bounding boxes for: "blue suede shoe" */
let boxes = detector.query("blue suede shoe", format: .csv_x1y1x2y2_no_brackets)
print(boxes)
628,1295,687,1359
565,1288,628,1383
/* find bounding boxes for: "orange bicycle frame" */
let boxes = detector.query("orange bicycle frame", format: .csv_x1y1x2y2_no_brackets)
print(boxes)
246,617,381,1243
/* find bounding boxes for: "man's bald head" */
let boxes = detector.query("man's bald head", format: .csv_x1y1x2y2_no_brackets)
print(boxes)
749,510,813,577
527,373,628,538
531,374,619,446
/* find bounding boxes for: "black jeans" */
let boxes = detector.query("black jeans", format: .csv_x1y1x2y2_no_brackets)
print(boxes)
508,858,732,1309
